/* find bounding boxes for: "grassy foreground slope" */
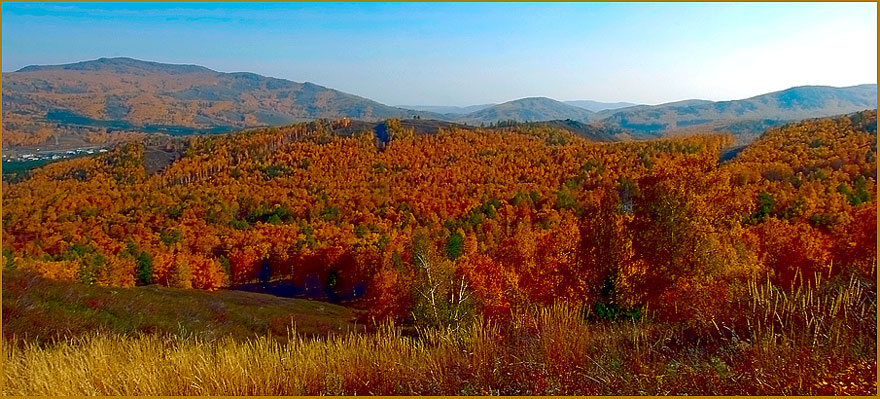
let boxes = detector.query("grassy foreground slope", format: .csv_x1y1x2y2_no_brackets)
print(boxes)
2,275,875,395
2,268,361,344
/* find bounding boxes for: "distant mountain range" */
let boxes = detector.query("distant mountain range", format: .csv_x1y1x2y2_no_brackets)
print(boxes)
401,100,637,115
453,97,596,124
2,57,876,147
398,104,495,115
596,84,878,140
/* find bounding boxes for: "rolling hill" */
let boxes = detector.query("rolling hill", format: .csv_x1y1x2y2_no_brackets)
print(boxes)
1,57,438,146
453,97,596,124
410,86,875,138
598,84,878,139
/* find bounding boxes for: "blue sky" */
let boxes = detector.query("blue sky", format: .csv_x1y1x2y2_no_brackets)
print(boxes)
2,2,876,106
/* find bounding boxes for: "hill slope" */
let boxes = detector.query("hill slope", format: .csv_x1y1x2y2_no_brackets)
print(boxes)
454,97,596,124
2,268,361,344
2,57,437,146
599,84,877,138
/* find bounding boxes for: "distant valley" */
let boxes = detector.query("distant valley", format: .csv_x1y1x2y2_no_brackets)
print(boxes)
399,104,496,115
2,57,876,148
563,100,639,112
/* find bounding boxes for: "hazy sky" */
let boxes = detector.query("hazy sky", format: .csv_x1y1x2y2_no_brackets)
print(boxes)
2,2,876,106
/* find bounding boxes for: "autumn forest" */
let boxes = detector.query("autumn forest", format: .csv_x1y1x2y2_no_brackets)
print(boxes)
2,108,877,394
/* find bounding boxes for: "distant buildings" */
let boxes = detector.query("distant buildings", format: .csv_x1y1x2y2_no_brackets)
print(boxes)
1,146,107,163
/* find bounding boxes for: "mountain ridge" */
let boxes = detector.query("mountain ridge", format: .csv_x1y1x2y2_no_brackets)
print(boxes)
2,57,876,147
2,57,442,146
598,84,877,140
401,100,638,115
453,97,596,124
15,57,215,75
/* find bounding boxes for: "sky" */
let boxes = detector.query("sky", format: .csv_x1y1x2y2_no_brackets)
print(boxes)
2,2,877,106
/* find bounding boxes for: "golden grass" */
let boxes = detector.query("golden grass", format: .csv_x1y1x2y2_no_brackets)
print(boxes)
3,277,876,395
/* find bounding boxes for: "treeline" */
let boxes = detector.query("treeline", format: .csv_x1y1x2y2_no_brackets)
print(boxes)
2,111,876,325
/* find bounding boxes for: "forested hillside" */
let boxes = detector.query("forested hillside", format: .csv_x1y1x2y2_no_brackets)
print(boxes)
1,58,437,147
3,111,875,326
